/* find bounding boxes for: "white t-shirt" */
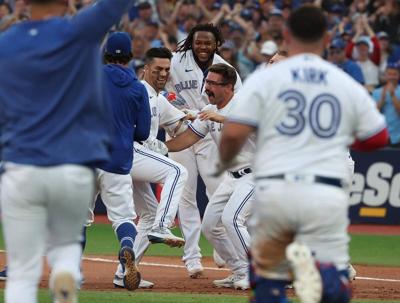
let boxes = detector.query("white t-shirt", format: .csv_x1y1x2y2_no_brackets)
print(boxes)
165,50,243,111
142,80,185,140
228,53,386,182
190,96,256,171
357,59,379,86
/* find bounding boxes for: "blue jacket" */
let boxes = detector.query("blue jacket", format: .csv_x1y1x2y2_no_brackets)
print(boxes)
0,0,136,167
98,64,150,174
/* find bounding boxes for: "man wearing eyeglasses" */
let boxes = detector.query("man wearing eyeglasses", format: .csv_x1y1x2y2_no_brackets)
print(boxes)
165,63,254,290
328,38,365,85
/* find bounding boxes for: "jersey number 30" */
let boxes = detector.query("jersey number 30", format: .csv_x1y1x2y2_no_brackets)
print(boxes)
275,90,341,138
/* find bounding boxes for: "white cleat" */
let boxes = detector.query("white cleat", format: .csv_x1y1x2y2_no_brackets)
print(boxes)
348,264,357,281
286,242,322,303
148,227,185,248
50,271,77,303
233,275,250,290
186,259,204,279
213,273,246,289
213,249,226,268
114,273,154,289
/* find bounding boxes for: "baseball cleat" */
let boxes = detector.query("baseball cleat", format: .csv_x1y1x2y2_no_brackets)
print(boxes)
213,273,246,289
233,275,250,290
119,246,141,291
186,259,204,279
50,271,77,303
114,274,154,289
148,227,185,248
0,266,7,281
348,264,357,281
286,242,322,303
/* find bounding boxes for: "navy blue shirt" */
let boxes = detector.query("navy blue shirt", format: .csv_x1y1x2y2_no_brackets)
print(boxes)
0,0,135,166
98,64,150,174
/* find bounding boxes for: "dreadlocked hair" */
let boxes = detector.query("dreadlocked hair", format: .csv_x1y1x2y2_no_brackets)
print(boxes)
175,23,224,55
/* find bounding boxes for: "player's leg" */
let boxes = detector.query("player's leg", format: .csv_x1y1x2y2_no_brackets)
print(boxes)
202,176,246,288
169,146,203,276
1,164,48,303
133,146,187,246
97,169,140,291
221,175,254,290
46,165,96,302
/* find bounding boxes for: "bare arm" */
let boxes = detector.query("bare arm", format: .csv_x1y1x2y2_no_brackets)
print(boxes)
198,110,225,123
165,128,202,152
219,122,256,165
376,86,387,110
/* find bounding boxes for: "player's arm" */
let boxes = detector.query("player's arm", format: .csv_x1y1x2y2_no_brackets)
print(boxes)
165,128,202,152
351,128,389,151
219,122,256,164
135,85,151,142
198,110,225,123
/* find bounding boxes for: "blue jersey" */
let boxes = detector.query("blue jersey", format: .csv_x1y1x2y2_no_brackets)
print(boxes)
0,0,135,167
98,64,150,174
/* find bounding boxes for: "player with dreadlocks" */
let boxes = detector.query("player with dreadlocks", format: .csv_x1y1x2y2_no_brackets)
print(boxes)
164,23,243,278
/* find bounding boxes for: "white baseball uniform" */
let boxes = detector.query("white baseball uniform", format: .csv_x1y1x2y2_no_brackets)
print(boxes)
165,50,242,264
228,53,386,279
132,80,188,264
190,98,255,275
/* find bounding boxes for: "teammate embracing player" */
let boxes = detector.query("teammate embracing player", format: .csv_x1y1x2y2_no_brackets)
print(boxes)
219,5,388,303
165,24,242,277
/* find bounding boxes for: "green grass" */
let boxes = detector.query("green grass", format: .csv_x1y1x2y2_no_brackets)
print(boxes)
1,223,399,266
0,290,399,303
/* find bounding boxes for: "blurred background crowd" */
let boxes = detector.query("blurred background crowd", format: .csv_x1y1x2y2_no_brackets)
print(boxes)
1,0,400,145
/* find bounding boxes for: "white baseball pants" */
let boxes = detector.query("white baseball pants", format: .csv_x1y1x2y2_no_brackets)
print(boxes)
88,169,136,232
251,178,350,280
1,163,95,303
202,173,253,275
168,135,225,263
132,143,188,263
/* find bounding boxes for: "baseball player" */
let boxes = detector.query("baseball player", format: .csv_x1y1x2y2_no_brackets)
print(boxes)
0,0,137,301
165,24,242,276
166,63,253,290
218,5,388,303
113,47,188,289
87,31,151,291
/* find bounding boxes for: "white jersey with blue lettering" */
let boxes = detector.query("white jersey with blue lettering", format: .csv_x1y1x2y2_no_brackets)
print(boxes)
141,80,185,140
228,53,386,183
165,50,242,111
190,96,256,171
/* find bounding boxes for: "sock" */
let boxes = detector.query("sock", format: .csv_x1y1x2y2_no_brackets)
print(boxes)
116,222,137,249
318,264,351,303
80,226,87,253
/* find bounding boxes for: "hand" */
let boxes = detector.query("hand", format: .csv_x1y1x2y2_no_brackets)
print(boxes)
198,110,225,123
386,82,396,96
182,109,198,121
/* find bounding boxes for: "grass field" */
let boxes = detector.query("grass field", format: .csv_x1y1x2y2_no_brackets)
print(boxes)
0,223,399,303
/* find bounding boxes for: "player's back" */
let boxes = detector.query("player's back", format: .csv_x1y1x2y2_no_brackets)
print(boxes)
0,0,134,167
237,54,384,181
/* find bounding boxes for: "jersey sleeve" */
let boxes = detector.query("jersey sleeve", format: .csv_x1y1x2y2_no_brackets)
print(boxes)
227,73,264,128
189,115,210,138
352,87,386,140
158,94,186,127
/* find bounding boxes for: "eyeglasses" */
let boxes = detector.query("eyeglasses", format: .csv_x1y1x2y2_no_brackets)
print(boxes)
205,79,228,86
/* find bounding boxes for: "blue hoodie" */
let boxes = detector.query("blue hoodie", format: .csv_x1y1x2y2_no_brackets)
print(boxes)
98,64,150,174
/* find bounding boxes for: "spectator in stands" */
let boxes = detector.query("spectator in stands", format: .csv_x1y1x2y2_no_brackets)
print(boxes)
219,40,239,73
354,36,379,92
372,0,400,45
377,31,400,81
257,40,278,69
328,38,365,84
373,63,400,147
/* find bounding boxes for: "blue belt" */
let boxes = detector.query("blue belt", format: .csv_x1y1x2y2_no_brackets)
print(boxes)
257,174,344,188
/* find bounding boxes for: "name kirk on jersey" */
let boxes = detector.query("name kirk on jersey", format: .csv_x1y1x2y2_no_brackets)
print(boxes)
175,80,198,93
291,68,327,85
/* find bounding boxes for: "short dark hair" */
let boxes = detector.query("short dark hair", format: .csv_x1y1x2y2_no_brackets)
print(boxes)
144,47,173,64
207,63,237,89
103,53,132,65
287,5,327,43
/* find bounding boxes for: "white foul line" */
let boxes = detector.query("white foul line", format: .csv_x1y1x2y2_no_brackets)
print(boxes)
83,256,400,283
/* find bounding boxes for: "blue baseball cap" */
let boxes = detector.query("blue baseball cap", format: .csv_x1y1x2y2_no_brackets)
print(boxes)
105,32,132,56
330,38,346,49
